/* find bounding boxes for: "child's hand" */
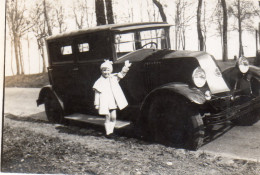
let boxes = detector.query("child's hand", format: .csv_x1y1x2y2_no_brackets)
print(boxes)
124,60,132,68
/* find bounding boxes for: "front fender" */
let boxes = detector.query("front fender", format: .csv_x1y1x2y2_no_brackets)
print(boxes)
222,65,260,88
141,83,206,111
36,85,64,110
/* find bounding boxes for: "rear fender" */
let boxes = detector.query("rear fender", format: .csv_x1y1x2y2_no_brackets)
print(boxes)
140,83,206,112
36,85,64,110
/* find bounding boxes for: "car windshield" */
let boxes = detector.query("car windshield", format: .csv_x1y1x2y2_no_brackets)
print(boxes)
114,28,168,59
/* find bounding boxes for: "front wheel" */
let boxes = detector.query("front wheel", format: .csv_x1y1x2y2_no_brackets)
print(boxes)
44,94,64,124
145,95,204,150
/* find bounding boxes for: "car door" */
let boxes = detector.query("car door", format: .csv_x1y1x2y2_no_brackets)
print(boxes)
72,31,113,115
47,39,78,114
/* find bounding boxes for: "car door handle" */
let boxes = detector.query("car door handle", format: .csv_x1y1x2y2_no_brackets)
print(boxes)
73,67,79,71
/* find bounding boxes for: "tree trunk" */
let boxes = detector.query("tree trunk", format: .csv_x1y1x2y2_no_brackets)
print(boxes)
237,0,243,57
43,0,52,36
13,35,20,75
221,0,228,61
18,37,24,74
27,34,30,74
175,2,180,50
105,0,114,24
37,39,47,73
152,0,167,22
95,0,106,26
10,40,14,75
41,46,47,73
197,0,204,51
203,1,206,51
182,28,186,50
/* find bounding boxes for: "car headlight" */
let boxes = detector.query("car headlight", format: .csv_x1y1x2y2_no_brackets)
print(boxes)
192,67,206,88
238,56,249,73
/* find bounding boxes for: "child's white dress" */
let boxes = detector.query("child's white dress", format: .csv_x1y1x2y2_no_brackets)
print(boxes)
93,73,128,115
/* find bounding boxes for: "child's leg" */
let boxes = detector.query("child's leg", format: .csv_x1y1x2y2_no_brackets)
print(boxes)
110,110,117,122
105,113,111,123
104,110,117,135
105,113,112,135
110,110,117,134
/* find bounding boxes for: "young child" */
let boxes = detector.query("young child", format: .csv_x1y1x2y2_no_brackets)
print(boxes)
93,60,131,136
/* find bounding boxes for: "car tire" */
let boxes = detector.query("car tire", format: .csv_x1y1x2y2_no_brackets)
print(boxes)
44,94,64,124
146,95,204,150
231,110,260,126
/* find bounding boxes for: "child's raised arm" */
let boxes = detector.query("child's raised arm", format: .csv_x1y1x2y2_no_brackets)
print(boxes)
117,60,132,79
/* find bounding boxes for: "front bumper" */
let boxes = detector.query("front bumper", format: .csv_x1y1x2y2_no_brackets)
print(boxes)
203,95,260,126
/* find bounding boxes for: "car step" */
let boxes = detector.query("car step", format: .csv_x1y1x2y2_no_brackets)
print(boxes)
64,113,131,128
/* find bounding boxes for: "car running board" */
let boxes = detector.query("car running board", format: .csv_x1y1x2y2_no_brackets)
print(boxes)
64,113,131,128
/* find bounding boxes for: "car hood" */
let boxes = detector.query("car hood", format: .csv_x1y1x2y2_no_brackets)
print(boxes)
116,49,230,94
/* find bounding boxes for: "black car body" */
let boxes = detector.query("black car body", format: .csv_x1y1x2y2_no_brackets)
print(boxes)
37,22,260,150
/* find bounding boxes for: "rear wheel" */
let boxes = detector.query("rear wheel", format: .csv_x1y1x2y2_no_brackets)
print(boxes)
44,94,64,124
145,95,204,150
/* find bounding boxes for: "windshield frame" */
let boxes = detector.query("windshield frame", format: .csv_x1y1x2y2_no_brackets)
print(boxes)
112,27,171,61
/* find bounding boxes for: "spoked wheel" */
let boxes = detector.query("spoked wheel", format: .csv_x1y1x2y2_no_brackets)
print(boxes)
146,95,204,150
44,94,64,124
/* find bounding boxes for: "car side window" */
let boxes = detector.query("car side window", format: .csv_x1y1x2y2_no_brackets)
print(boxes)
115,33,135,58
61,45,72,55
48,41,74,63
78,43,89,52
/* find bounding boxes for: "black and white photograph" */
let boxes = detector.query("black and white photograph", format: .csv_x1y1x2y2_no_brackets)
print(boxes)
2,0,260,174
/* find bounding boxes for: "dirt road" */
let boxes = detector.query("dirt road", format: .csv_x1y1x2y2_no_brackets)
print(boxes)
4,87,260,162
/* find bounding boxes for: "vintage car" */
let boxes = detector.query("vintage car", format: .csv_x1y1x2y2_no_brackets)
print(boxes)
37,22,260,150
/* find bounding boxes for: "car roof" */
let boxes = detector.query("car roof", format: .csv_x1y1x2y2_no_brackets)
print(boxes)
46,22,172,41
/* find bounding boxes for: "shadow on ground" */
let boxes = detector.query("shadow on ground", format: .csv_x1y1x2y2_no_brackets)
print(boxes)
5,112,236,149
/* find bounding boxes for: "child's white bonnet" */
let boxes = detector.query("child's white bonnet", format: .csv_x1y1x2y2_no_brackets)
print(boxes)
100,60,113,71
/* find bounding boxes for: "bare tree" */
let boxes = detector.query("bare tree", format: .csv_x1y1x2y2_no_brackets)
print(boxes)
105,0,114,24
174,0,194,50
222,0,228,61
72,0,90,29
147,0,156,22
202,1,207,51
30,1,54,73
152,0,167,22
127,0,134,22
212,0,228,61
55,5,67,33
10,40,14,75
229,0,259,57
197,0,204,51
6,0,32,75
95,0,106,25
26,34,31,74
43,0,52,36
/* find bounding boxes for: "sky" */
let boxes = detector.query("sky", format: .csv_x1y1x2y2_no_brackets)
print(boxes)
4,0,260,76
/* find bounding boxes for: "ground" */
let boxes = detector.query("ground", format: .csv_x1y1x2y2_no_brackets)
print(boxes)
3,66,260,174
5,73,49,88
3,114,260,175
